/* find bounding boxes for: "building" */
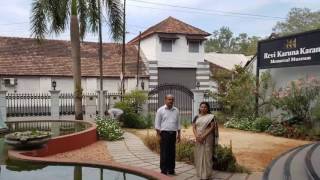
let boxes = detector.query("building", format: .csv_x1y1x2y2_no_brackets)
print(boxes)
0,37,148,93
0,17,213,93
205,52,250,91
129,16,211,91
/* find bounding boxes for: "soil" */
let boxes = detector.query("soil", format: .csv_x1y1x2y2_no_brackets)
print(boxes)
127,127,311,172
46,141,112,163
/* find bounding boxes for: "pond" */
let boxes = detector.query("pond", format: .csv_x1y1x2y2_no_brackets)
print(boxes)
0,136,148,180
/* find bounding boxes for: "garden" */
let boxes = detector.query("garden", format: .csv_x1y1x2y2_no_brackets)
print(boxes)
214,65,320,140
94,68,320,173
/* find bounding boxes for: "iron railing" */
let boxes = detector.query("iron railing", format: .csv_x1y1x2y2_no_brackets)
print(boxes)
6,93,51,117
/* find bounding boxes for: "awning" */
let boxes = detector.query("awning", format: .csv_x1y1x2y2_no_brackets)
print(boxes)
158,33,179,41
186,35,206,42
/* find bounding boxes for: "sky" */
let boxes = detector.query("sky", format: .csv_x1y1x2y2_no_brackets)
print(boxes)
0,0,319,42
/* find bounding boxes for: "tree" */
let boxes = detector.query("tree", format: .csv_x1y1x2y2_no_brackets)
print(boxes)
30,0,123,120
273,8,320,35
205,26,235,53
205,26,259,55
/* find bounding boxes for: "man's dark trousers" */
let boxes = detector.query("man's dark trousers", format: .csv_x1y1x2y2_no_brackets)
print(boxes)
160,131,176,174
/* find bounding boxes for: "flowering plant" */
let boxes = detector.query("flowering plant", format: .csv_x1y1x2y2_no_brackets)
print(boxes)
95,117,124,141
272,76,320,124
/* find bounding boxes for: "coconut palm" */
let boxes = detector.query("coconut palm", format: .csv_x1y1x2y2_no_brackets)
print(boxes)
30,0,123,120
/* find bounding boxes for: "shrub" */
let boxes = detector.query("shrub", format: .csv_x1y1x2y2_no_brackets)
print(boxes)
252,117,272,132
272,76,320,125
176,138,195,163
266,121,286,136
141,113,154,129
181,118,191,129
142,132,160,153
114,101,146,128
214,111,229,124
141,133,246,172
114,90,149,129
224,117,253,131
95,117,124,141
213,144,248,172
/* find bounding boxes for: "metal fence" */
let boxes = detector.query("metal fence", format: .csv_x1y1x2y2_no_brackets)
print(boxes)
203,96,221,112
6,93,51,117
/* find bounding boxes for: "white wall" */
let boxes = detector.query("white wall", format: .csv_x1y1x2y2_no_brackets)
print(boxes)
248,58,320,89
261,65,320,89
156,35,205,68
16,77,39,93
140,34,157,61
140,34,205,68
1,76,145,93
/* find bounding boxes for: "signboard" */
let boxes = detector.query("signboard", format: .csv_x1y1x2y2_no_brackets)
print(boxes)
258,30,320,69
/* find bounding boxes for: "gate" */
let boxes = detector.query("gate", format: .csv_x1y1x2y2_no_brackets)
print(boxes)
148,84,194,122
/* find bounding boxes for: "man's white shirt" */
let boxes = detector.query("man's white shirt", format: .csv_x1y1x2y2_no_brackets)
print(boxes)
155,105,180,131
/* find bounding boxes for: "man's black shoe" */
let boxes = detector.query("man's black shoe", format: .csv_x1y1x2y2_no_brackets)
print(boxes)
167,171,175,175
161,171,167,175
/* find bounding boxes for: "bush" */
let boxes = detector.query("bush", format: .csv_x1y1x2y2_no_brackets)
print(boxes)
214,112,229,124
114,90,149,129
213,144,248,172
266,121,286,136
95,117,124,141
224,117,253,131
181,118,191,129
252,117,272,132
141,133,247,172
142,133,160,153
176,138,195,163
272,77,320,125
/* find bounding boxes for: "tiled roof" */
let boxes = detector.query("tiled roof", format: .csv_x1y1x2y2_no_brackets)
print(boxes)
205,53,250,70
129,16,210,44
0,36,147,77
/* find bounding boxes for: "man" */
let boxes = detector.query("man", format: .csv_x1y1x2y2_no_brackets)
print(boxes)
155,94,181,175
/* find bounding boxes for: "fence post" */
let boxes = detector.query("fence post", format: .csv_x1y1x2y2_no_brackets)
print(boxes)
97,90,108,117
0,90,7,128
142,90,149,115
191,89,204,119
50,90,60,119
85,94,98,121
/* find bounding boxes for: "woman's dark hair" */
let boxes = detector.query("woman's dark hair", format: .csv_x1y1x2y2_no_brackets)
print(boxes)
199,101,211,114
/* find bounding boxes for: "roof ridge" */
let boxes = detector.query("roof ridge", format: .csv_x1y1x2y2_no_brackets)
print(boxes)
128,16,210,44
0,36,121,46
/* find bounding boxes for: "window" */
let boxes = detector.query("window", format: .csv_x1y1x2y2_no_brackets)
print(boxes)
3,78,17,87
161,40,173,52
189,41,200,53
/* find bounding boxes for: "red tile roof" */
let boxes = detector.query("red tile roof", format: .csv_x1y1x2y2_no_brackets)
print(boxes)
128,16,210,44
0,36,147,77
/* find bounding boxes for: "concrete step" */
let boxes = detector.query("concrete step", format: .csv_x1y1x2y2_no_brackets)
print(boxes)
286,143,313,180
306,142,320,180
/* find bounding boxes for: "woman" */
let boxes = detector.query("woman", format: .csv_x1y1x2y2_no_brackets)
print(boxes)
192,102,218,180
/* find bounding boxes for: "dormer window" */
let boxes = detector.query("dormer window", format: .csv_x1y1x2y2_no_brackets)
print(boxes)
187,35,206,53
189,41,200,53
159,33,179,52
161,40,173,52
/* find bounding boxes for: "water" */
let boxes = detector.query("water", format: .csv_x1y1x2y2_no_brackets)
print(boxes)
0,137,148,180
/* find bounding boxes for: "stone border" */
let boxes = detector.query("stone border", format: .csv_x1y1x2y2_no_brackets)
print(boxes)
8,147,172,180
7,120,172,180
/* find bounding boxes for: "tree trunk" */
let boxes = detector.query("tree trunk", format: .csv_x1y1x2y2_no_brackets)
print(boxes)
70,15,83,120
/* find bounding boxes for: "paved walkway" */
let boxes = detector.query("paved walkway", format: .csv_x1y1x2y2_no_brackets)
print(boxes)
106,132,263,180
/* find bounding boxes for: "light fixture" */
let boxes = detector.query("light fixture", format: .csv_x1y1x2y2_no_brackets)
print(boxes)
141,80,145,90
196,81,200,89
52,80,57,90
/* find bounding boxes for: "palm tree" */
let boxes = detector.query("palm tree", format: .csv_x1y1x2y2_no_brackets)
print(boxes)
30,0,123,120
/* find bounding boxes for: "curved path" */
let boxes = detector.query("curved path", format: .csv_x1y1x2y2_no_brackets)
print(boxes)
106,132,263,180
